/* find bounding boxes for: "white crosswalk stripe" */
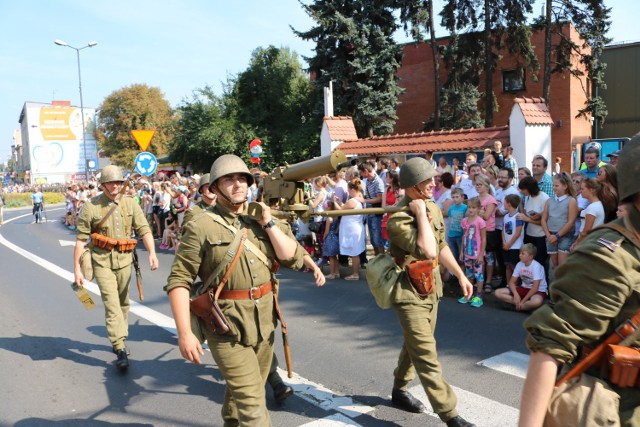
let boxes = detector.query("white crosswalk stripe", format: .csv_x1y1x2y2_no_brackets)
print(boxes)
477,350,530,379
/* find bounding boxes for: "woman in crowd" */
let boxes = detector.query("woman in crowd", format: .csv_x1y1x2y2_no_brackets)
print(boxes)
333,179,366,280
518,167,532,183
152,181,163,237
517,176,550,273
596,163,619,222
571,178,605,250
541,172,578,269
475,174,498,292
309,176,329,255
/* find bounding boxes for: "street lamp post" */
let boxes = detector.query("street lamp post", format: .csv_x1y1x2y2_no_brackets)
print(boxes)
54,39,97,181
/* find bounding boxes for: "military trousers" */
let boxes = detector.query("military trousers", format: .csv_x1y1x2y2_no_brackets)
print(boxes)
93,264,132,351
392,299,458,421
207,332,275,427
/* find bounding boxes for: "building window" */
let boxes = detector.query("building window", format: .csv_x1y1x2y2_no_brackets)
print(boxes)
503,69,525,93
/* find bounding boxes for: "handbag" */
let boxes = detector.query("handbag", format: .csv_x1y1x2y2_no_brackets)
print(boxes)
189,226,247,337
405,259,438,297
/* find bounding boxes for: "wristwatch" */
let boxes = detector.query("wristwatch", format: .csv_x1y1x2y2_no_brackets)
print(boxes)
263,219,276,229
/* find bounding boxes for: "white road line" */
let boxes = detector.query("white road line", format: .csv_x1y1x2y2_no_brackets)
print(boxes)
477,350,529,379
298,413,364,426
276,368,374,419
409,384,519,427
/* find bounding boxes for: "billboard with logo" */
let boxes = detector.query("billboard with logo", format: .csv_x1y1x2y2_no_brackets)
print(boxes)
24,103,97,181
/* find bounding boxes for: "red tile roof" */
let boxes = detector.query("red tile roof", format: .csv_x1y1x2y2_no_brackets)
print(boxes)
324,116,359,142
514,97,554,125
335,126,510,156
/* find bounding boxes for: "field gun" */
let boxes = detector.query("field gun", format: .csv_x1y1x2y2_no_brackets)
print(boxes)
247,150,409,222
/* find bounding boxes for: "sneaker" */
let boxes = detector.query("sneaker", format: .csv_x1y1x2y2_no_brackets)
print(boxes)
470,296,483,308
457,297,469,304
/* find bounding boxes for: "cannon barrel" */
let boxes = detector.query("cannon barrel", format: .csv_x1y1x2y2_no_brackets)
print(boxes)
281,150,350,182
314,206,410,217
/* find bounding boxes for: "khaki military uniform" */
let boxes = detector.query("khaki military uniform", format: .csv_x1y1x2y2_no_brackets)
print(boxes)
526,207,640,426
76,193,151,351
386,196,459,422
165,203,304,427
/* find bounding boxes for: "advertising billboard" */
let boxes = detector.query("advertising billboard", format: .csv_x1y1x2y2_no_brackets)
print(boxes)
26,103,97,181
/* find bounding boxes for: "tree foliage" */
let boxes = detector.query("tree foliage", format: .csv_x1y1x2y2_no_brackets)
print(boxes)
95,84,174,167
534,0,611,124
169,85,258,173
294,0,403,137
233,46,320,167
441,0,539,127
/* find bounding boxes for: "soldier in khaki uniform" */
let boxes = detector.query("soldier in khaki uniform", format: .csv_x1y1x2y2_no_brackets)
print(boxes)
519,138,640,426
182,173,216,225
386,157,476,427
73,165,159,370
166,154,305,427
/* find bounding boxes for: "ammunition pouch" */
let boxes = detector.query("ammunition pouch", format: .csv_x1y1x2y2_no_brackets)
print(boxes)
406,259,438,297
607,345,640,388
90,233,137,252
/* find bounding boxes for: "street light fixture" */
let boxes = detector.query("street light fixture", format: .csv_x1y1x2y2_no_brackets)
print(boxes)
54,39,97,181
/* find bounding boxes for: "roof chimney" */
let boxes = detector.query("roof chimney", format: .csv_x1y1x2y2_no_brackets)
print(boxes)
323,81,334,117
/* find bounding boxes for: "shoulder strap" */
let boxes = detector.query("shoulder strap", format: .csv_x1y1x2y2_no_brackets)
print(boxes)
198,225,247,296
204,210,272,269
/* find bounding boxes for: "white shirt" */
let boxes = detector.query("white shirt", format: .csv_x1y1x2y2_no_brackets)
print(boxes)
524,192,550,237
513,259,548,294
503,211,524,250
495,184,519,230
580,201,605,233
458,177,478,199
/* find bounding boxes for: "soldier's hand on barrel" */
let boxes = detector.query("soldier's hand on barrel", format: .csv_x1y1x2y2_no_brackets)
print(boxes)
408,199,428,218
178,332,204,364
255,202,272,226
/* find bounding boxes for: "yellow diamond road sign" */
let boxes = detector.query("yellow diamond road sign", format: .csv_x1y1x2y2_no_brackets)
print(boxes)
131,130,155,151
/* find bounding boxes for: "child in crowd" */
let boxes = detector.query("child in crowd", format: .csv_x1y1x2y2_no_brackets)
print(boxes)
301,235,316,273
495,243,547,311
446,188,467,264
541,172,578,269
475,174,498,292
458,197,486,308
570,172,589,239
321,201,341,279
160,211,179,250
501,194,524,285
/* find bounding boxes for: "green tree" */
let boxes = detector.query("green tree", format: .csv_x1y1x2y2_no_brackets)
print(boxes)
294,0,403,137
170,86,255,173
233,46,320,166
441,0,539,127
535,0,611,124
396,0,443,130
95,84,174,167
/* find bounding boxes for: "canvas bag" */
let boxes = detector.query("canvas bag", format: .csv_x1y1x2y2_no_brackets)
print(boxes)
366,254,403,309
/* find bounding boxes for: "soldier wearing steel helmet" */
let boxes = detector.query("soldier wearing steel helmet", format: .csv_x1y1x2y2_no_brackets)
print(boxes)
73,164,159,370
519,136,640,427
385,157,476,427
182,173,216,226
165,154,305,426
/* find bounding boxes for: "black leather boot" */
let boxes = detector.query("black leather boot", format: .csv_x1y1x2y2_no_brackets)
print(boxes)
272,382,293,402
391,389,426,413
446,415,476,427
115,349,129,370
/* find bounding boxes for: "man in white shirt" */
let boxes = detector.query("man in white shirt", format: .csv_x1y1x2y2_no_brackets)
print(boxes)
458,163,482,200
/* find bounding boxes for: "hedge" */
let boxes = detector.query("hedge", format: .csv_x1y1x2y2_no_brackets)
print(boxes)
3,192,66,208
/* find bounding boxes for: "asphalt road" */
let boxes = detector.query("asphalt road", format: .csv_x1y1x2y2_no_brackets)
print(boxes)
0,205,529,427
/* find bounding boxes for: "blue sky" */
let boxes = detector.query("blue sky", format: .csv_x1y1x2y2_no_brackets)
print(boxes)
0,0,636,165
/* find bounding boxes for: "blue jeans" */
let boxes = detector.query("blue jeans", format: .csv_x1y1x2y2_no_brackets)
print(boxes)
367,214,385,248
447,235,463,263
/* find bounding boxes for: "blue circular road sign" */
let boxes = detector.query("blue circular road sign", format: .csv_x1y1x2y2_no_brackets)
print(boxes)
134,152,158,176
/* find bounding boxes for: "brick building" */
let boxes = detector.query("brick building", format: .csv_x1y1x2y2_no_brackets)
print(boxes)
394,24,593,172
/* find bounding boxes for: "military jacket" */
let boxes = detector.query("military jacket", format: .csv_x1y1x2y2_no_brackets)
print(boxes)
182,200,208,226
525,206,640,364
165,203,305,346
77,193,151,269
387,196,446,303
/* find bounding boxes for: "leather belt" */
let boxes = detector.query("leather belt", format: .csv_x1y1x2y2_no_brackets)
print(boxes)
218,281,273,301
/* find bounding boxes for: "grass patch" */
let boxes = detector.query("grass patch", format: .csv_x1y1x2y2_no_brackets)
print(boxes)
3,192,66,208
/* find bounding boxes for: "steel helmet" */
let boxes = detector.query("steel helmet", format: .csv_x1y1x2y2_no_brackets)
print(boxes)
617,134,640,202
199,173,211,191
399,157,438,189
209,155,254,188
99,165,125,184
